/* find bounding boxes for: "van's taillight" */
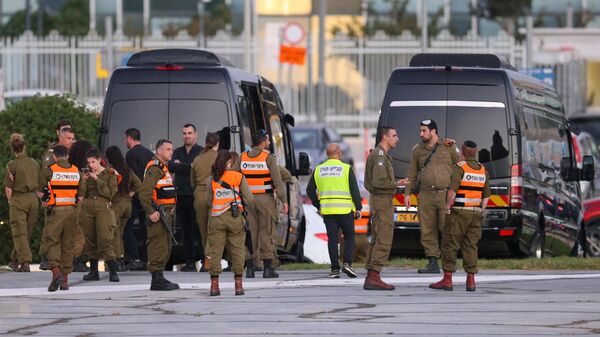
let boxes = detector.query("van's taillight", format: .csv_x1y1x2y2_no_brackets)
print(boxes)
156,65,184,71
572,135,582,165
510,164,523,209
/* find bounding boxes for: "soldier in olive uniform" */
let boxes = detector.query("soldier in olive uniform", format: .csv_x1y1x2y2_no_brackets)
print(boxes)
138,139,179,291
233,129,288,279
78,148,120,282
39,124,76,270
430,141,490,292
405,119,458,274
190,132,219,271
5,134,39,272
206,150,254,296
106,146,142,271
38,145,80,292
363,127,407,290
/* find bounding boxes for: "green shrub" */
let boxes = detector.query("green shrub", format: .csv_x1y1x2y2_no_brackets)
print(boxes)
0,95,100,265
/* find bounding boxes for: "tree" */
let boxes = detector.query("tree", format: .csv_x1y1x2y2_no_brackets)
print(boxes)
475,0,532,36
53,0,89,36
0,9,55,36
0,95,99,264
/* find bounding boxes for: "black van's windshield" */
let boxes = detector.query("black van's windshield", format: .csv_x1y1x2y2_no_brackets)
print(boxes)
386,102,510,179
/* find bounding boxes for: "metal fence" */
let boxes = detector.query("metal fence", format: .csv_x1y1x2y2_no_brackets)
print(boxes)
0,28,586,135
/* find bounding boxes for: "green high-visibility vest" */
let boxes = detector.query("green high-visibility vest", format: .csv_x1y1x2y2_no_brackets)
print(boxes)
314,159,355,215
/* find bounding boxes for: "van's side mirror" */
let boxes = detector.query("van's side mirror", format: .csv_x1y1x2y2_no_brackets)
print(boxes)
297,152,311,176
284,114,295,127
560,157,578,182
581,155,595,181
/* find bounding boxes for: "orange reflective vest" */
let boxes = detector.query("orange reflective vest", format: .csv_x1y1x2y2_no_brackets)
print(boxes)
211,170,244,217
48,163,80,206
354,200,369,234
144,160,176,205
240,150,273,194
453,161,486,207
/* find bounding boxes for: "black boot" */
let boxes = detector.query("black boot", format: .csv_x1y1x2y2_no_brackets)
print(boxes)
116,258,126,272
262,259,279,279
245,259,255,278
162,272,180,289
107,260,120,282
83,260,100,281
39,256,49,271
418,257,441,274
72,256,90,272
150,271,179,291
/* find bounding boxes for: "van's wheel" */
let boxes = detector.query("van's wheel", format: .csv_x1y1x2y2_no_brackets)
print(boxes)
294,217,306,262
529,220,545,259
586,221,600,257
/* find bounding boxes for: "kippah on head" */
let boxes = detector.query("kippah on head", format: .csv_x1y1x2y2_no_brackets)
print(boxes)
420,119,438,131
464,140,477,148
253,129,269,146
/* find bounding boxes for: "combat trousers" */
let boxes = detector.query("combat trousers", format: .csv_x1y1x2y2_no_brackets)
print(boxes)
206,211,246,276
323,213,355,270
112,197,132,258
246,194,277,263
441,209,483,273
366,195,394,272
79,198,116,260
45,205,77,274
9,192,38,263
147,208,173,273
417,190,447,258
194,187,209,257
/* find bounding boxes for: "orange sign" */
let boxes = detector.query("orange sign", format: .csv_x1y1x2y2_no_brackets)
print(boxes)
279,45,306,65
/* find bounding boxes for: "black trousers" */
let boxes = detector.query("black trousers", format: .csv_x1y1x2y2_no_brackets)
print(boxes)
176,195,202,263
323,213,355,270
123,198,147,261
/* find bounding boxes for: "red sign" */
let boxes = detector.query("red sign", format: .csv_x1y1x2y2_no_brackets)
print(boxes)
279,45,306,65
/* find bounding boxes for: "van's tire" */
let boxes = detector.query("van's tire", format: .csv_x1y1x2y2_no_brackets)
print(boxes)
529,219,545,259
294,217,306,263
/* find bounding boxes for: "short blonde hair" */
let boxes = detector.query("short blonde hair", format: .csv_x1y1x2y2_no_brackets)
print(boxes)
10,133,25,153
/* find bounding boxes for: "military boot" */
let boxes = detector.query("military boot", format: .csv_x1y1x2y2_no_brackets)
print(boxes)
72,256,90,272
150,271,179,291
418,257,441,274
210,275,220,296
60,274,69,290
107,260,120,282
83,260,100,281
8,261,19,271
363,269,396,290
429,271,453,291
18,263,30,272
234,275,245,296
116,258,126,272
245,259,255,278
48,267,63,292
466,273,476,292
162,273,180,289
39,256,49,271
262,259,279,279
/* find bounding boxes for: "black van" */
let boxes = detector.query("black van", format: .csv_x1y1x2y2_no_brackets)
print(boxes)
377,53,594,257
98,49,311,265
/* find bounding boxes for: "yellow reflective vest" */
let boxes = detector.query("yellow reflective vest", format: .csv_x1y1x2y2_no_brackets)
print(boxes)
314,159,355,215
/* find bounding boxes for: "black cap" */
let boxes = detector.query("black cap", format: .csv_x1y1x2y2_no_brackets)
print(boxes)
253,129,269,146
420,119,437,132
464,140,477,148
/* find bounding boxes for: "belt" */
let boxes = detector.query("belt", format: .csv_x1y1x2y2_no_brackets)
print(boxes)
451,206,482,212
422,187,448,193
85,195,110,202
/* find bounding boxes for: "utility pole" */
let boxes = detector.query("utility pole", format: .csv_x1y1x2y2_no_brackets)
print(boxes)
115,0,123,35
37,0,43,36
244,0,251,71
25,0,31,31
89,0,96,33
420,0,427,52
143,0,150,36
317,0,326,120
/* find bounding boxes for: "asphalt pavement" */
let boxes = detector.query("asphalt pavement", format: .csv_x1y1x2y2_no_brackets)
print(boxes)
1,268,600,336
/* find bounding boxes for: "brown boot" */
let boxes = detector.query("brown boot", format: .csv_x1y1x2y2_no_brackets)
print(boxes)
8,261,19,271
429,271,453,291
210,275,220,296
234,275,245,296
18,263,30,272
466,273,476,292
48,267,63,292
363,269,395,290
60,274,69,290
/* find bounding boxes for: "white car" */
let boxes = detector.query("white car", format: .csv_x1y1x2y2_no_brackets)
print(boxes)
302,204,331,264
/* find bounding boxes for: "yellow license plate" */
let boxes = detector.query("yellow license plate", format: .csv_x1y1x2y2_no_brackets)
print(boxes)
396,213,419,223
